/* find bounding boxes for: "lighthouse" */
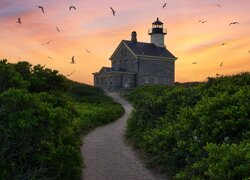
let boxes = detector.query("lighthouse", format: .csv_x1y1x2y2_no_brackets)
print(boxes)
93,17,177,91
148,18,167,48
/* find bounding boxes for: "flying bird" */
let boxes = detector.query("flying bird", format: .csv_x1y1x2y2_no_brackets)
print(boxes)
47,56,53,60
220,61,224,67
71,56,76,64
163,3,167,8
220,43,227,46
110,6,116,16
67,69,76,77
192,62,197,64
85,49,91,54
215,4,222,8
56,27,60,32
42,40,53,46
69,6,76,10
37,6,45,14
229,22,239,27
198,20,207,23
17,18,22,24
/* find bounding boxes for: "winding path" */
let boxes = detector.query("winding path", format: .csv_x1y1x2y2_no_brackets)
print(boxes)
81,92,165,180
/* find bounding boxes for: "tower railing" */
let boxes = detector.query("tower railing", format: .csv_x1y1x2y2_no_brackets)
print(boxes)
148,28,167,34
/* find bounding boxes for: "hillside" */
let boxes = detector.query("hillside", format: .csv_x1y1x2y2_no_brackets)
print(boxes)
124,72,250,180
0,59,124,179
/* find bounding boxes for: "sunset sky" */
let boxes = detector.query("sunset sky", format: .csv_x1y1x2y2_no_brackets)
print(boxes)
1,0,249,85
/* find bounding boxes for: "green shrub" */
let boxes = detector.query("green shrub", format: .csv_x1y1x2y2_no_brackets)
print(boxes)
204,142,250,180
125,72,250,179
0,60,124,179
0,89,80,179
0,60,29,92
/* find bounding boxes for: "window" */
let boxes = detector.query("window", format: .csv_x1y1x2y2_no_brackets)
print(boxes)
119,60,122,68
104,77,107,84
130,59,133,67
125,59,128,69
164,77,168,84
109,77,112,84
124,77,130,83
154,77,158,84
96,78,99,85
145,77,149,84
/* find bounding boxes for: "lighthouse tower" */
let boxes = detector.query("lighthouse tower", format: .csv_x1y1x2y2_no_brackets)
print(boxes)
148,18,167,48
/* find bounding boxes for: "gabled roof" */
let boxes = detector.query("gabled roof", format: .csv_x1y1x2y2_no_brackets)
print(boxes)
123,40,177,59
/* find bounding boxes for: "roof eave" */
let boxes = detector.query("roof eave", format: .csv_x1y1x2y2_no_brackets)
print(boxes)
137,54,177,60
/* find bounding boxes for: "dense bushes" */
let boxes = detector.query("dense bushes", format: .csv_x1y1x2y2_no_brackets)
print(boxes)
0,59,124,179
0,89,81,179
0,60,29,92
124,72,250,179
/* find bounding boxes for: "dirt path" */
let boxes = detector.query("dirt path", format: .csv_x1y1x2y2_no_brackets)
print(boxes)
81,92,164,180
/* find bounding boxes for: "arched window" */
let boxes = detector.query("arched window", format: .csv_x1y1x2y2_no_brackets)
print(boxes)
119,60,123,68
124,50,127,56
125,59,128,69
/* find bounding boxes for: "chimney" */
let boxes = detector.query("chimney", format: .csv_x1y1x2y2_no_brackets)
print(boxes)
131,31,137,43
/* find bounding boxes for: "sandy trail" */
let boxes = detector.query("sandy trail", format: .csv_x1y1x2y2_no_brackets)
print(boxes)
81,92,164,180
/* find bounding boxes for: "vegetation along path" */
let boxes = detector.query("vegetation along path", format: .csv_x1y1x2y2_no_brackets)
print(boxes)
81,92,163,180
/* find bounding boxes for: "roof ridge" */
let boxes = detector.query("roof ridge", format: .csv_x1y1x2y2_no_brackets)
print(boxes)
122,40,154,45
122,40,176,59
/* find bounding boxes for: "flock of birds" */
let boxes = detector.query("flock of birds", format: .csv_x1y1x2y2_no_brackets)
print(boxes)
14,2,249,77
16,4,106,77
188,3,249,69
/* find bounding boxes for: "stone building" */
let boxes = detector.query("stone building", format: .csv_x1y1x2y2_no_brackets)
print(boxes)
93,18,177,91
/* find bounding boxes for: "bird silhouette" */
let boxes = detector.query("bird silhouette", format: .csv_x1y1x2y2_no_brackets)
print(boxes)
56,27,60,32
71,56,76,64
220,43,227,46
198,20,207,23
192,62,197,64
110,7,116,16
85,49,91,54
17,18,22,24
215,4,222,8
69,6,76,10
229,22,239,27
42,40,53,46
47,56,53,60
220,61,224,67
248,50,250,54
163,3,167,8
67,69,76,77
37,6,45,14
